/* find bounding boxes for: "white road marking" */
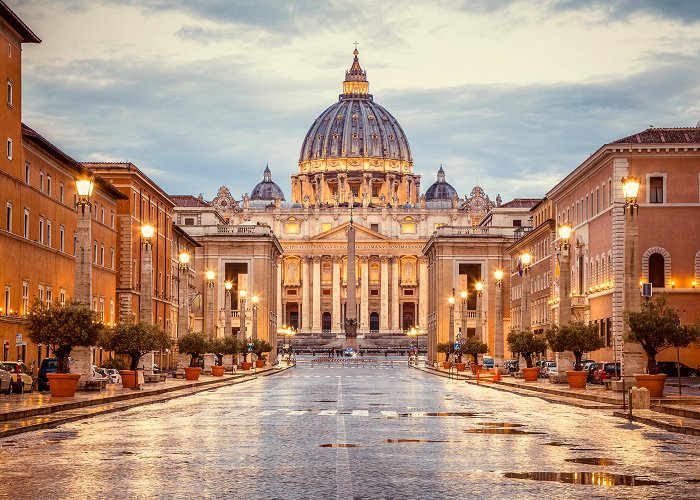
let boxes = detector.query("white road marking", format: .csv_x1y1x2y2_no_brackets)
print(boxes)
287,410,307,416
336,379,353,499
380,411,398,417
319,410,337,416
351,410,369,417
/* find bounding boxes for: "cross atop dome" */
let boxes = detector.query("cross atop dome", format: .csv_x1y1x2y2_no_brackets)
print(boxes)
342,46,371,99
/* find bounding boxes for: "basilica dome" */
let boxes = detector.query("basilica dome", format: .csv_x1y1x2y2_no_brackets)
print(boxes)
299,49,412,165
250,165,285,201
425,166,457,201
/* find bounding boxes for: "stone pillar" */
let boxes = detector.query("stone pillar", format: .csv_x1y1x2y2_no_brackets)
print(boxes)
494,276,504,367
252,303,258,340
346,225,357,336
622,202,645,379
239,293,247,341
391,258,400,331
312,256,321,331
140,241,153,324
332,257,341,334
177,268,189,339
301,256,310,332
73,200,93,383
205,275,215,337
418,257,428,327
224,289,232,337
360,256,369,334
559,243,572,325
476,291,483,342
380,257,389,331
522,271,531,331
276,257,283,329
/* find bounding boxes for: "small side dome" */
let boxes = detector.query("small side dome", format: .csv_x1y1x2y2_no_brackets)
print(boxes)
424,165,457,201
250,165,286,201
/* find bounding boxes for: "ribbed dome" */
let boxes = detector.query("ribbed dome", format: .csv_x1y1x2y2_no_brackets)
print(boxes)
299,49,412,164
425,165,457,201
250,166,285,201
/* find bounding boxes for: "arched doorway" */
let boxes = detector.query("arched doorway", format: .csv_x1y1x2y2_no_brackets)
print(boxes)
369,312,379,333
322,312,332,333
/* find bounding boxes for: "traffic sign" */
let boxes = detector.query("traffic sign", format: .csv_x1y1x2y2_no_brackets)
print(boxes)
15,333,22,345
247,343,254,352
453,342,461,351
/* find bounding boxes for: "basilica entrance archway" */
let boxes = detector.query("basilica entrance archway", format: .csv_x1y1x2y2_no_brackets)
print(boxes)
369,312,379,333
322,312,332,333
402,303,415,330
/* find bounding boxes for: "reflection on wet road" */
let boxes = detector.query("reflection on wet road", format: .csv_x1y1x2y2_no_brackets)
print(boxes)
1,359,698,498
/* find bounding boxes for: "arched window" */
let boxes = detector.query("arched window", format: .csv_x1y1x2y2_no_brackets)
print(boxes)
649,253,665,287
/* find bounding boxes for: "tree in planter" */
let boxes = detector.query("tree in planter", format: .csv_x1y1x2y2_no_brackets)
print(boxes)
507,330,547,368
177,331,210,368
461,336,489,365
436,342,454,362
625,294,699,374
209,336,240,366
546,321,605,371
253,339,274,363
99,322,172,370
26,300,103,373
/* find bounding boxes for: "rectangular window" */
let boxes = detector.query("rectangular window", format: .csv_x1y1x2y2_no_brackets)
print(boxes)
100,245,104,266
110,211,115,228
650,176,664,203
321,223,332,232
23,209,29,238
21,281,28,316
59,288,66,306
59,183,64,203
285,223,300,234
24,161,30,183
109,299,114,325
73,233,77,256
401,222,416,234
93,241,98,263
4,286,9,315
7,80,12,107
59,225,65,252
39,170,44,191
184,217,195,226
38,285,43,303
5,201,11,232
99,298,104,321
47,175,52,197
512,219,522,227
370,223,379,232
46,287,52,308
46,219,52,247
110,248,114,269
39,217,44,244
6,138,11,159
101,207,104,224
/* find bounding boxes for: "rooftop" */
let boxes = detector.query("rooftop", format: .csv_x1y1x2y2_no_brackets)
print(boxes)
613,126,700,144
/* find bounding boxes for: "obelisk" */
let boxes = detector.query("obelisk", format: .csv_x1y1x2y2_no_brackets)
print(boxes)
345,199,358,338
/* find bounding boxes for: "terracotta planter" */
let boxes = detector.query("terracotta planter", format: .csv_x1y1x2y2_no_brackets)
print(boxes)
211,365,225,377
522,367,540,381
456,363,466,372
46,373,81,397
442,361,452,369
241,362,253,370
471,364,482,375
635,374,667,398
184,367,201,381
120,370,138,389
255,360,265,368
566,370,588,389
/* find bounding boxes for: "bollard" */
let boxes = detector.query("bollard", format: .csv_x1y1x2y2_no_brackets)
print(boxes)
493,370,501,382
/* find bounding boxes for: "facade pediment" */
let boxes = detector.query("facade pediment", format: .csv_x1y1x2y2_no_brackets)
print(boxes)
310,222,390,242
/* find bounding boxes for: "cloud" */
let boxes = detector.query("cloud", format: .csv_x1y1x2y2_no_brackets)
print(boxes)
549,0,700,23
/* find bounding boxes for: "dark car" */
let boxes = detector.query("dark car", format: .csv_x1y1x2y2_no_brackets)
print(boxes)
655,362,698,377
583,362,599,383
592,362,620,384
38,357,58,391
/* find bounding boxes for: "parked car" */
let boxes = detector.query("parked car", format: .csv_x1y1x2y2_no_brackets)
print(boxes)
38,357,58,391
343,347,355,357
93,366,109,380
482,356,495,369
1,361,33,393
545,363,560,380
655,362,699,377
0,366,13,394
504,359,519,373
583,362,599,383
592,362,621,384
152,364,161,373
540,360,556,377
105,368,122,384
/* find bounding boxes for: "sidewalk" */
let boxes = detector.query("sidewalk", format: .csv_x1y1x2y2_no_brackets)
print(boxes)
418,364,700,436
0,365,290,438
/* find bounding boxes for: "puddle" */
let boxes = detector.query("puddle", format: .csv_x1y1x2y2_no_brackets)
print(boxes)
319,444,361,448
476,422,525,428
565,458,616,466
368,403,390,406
314,400,336,403
543,442,573,447
425,412,479,417
384,439,452,444
504,472,665,486
465,429,544,435
43,431,79,442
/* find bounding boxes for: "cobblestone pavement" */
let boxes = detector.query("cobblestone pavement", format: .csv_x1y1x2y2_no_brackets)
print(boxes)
1,358,699,499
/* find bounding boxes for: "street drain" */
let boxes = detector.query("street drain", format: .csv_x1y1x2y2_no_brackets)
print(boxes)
319,444,361,448
384,439,452,444
476,422,525,428
565,458,616,466
465,429,544,435
504,472,665,486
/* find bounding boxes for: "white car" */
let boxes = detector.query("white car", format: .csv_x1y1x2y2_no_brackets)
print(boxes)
93,366,109,380
105,369,122,384
0,367,13,394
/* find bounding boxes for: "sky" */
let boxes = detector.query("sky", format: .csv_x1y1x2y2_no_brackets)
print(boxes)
12,0,700,203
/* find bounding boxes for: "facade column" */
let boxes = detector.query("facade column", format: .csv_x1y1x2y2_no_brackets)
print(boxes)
224,288,232,337
312,256,321,331
360,256,369,334
332,257,341,334
380,256,389,331
391,257,400,331
73,196,94,384
177,267,189,339
622,192,644,379
494,272,504,367
522,270,531,331
276,257,283,328
475,291,483,342
418,257,428,328
301,256,310,332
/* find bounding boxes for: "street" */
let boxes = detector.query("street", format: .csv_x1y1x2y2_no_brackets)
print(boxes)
1,357,699,499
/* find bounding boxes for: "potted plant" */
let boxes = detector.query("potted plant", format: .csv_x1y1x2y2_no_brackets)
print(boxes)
253,339,273,368
177,332,209,380
625,295,699,397
26,300,103,397
436,342,454,369
209,336,239,376
546,321,605,389
240,338,254,370
454,343,466,372
507,329,547,381
99,321,171,388
461,336,489,374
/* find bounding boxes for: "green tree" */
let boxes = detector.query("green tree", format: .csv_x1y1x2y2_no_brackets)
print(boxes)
625,294,699,374
209,336,240,366
177,331,210,367
26,300,104,373
436,341,454,362
253,338,273,362
507,330,547,368
99,322,172,370
460,336,489,365
546,321,605,371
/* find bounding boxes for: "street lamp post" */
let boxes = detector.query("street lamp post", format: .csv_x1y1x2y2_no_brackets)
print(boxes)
205,270,215,336
177,251,190,339
140,224,155,325
224,281,233,337
475,281,484,343
239,289,247,342
494,269,504,368
558,222,573,325
448,289,455,343
73,178,94,385
251,295,259,340
521,252,532,331
406,326,424,366
459,290,467,338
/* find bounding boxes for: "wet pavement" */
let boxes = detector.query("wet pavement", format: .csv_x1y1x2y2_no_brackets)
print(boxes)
1,357,699,499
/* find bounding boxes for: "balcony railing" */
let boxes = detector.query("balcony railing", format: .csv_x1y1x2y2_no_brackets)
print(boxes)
571,295,589,308
435,226,526,238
